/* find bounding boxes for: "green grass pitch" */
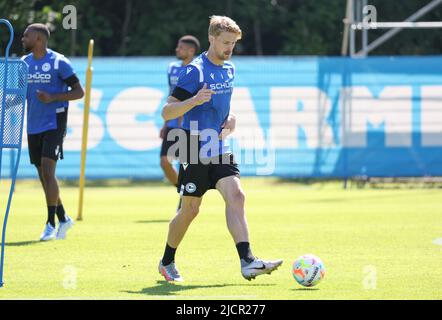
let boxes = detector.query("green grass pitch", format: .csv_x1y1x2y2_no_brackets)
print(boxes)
0,178,441,299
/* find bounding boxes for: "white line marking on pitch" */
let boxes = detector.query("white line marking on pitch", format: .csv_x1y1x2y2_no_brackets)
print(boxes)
432,238,442,246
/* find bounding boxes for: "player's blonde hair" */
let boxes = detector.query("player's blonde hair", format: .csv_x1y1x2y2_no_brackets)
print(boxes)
208,15,242,39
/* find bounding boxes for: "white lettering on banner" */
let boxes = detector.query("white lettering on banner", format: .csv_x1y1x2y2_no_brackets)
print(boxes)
106,87,163,151
269,87,334,148
17,85,428,154
421,86,442,146
229,87,265,149
228,88,275,175
341,86,412,147
64,88,105,150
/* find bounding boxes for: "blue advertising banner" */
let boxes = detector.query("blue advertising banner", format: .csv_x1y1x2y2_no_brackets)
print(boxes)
7,56,442,179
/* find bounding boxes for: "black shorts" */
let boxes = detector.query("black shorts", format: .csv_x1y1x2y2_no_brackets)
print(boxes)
160,126,180,158
28,111,68,167
177,152,240,197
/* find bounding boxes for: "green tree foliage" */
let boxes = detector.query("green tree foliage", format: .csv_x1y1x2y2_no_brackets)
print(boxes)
0,0,441,57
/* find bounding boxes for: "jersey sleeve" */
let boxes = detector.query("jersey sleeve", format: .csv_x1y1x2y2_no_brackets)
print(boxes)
175,66,202,96
58,57,76,80
167,63,173,88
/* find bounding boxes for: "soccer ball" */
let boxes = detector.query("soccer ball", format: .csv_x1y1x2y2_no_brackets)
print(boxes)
292,254,325,287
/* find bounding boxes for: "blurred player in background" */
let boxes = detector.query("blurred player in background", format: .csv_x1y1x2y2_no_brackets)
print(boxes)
160,35,200,188
21,23,84,241
158,16,283,282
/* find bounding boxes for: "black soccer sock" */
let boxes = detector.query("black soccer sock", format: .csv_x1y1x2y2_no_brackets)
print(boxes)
47,206,57,228
236,242,255,264
56,204,67,223
162,243,177,266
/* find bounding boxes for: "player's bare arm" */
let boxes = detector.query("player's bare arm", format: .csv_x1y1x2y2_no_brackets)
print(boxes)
162,83,215,121
36,82,84,103
220,112,236,139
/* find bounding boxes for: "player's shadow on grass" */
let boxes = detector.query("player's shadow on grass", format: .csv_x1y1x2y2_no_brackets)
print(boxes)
135,219,169,224
124,280,275,296
4,240,41,247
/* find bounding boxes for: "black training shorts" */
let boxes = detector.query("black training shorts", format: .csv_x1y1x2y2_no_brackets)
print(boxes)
160,126,180,158
177,152,240,197
27,111,68,167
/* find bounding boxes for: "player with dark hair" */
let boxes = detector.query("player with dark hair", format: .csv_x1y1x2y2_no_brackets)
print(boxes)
158,16,283,282
21,23,84,241
160,35,200,188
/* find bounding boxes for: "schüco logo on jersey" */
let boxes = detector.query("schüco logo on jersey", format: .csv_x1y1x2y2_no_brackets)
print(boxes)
28,72,51,81
209,82,234,91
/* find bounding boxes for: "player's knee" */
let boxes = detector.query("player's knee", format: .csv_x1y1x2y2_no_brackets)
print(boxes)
41,169,54,184
181,202,200,220
40,161,55,182
228,188,245,207
187,206,200,220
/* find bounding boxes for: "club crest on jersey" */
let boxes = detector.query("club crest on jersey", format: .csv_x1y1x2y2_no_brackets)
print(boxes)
42,63,51,72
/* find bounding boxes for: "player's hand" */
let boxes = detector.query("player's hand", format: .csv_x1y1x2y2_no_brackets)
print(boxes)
192,83,214,106
159,125,167,139
36,90,54,103
219,113,236,139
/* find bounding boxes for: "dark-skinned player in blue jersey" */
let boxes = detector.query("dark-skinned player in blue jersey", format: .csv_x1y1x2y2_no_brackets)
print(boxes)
160,35,200,188
21,24,84,241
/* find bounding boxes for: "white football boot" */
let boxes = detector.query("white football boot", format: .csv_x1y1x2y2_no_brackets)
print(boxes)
241,258,283,281
40,223,56,241
56,216,74,240
158,260,184,282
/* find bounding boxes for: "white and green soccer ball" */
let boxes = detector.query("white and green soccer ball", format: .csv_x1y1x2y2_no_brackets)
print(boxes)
292,254,325,287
